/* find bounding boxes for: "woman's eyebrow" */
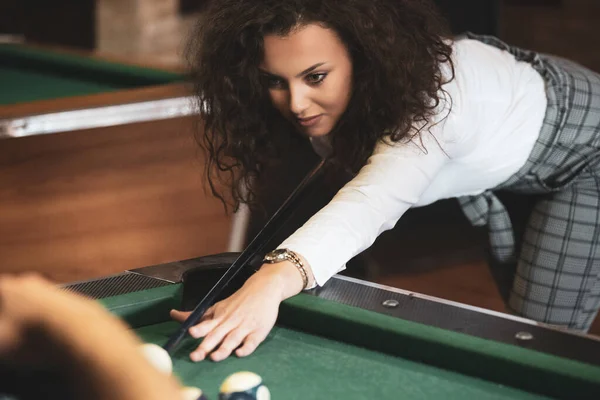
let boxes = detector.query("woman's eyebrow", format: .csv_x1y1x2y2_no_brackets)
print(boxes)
259,62,327,78
295,62,326,77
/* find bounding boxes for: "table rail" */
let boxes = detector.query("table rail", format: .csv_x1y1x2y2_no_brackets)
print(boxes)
62,252,600,367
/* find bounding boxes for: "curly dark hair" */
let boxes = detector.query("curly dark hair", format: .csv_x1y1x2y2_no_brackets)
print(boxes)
187,0,455,211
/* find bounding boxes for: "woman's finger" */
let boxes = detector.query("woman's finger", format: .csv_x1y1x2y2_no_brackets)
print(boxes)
170,308,222,340
170,305,216,323
169,309,190,322
210,326,250,362
188,317,220,339
190,320,237,362
235,330,268,358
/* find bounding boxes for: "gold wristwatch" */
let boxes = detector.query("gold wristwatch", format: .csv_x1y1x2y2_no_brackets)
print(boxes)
263,248,309,290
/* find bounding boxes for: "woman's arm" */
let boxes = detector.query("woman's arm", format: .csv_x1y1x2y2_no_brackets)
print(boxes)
280,132,453,287
170,121,460,364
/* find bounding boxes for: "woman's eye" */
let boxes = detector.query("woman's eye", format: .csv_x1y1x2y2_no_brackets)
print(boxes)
306,73,327,85
265,77,285,89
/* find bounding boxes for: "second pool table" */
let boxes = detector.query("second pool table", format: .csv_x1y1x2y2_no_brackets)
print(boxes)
0,43,185,106
0,43,194,138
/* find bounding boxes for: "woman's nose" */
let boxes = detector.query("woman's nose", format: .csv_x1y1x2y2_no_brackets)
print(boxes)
288,84,310,116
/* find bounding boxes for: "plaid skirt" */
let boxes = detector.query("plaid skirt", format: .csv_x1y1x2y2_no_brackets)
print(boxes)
458,33,600,332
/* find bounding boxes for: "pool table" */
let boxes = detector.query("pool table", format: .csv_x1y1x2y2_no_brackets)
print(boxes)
0,43,193,138
59,253,600,400
0,43,184,105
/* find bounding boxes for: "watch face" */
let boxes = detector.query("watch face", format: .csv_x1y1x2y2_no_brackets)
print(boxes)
267,249,287,261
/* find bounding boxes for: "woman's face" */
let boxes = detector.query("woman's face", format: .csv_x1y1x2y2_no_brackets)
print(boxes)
260,23,353,138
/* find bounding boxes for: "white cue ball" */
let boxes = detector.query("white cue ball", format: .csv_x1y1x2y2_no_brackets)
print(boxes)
219,371,270,400
139,343,173,375
180,386,208,400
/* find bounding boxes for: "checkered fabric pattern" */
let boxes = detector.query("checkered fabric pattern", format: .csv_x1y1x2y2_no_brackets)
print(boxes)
458,33,600,331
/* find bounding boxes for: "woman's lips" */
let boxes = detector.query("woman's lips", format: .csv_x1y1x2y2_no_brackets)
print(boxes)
297,114,322,127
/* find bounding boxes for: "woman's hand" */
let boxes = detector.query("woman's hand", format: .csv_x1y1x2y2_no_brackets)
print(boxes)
170,261,307,362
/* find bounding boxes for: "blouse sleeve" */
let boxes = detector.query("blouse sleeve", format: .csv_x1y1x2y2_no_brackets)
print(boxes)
278,130,453,288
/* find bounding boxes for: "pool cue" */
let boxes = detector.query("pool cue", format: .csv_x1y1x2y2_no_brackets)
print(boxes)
163,159,327,353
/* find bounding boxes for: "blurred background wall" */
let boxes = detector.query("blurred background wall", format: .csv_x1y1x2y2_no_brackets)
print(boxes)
1,1,598,71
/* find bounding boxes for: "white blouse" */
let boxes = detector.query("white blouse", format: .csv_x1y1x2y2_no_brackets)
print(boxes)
278,37,548,288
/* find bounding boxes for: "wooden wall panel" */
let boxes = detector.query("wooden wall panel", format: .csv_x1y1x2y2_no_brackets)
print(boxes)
0,116,231,283
500,0,600,72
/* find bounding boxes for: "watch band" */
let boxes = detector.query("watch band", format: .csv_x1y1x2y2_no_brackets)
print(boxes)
263,248,309,290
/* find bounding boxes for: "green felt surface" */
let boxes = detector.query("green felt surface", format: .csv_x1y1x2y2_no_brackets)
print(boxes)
278,295,600,398
0,66,119,105
0,44,185,105
136,321,549,400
